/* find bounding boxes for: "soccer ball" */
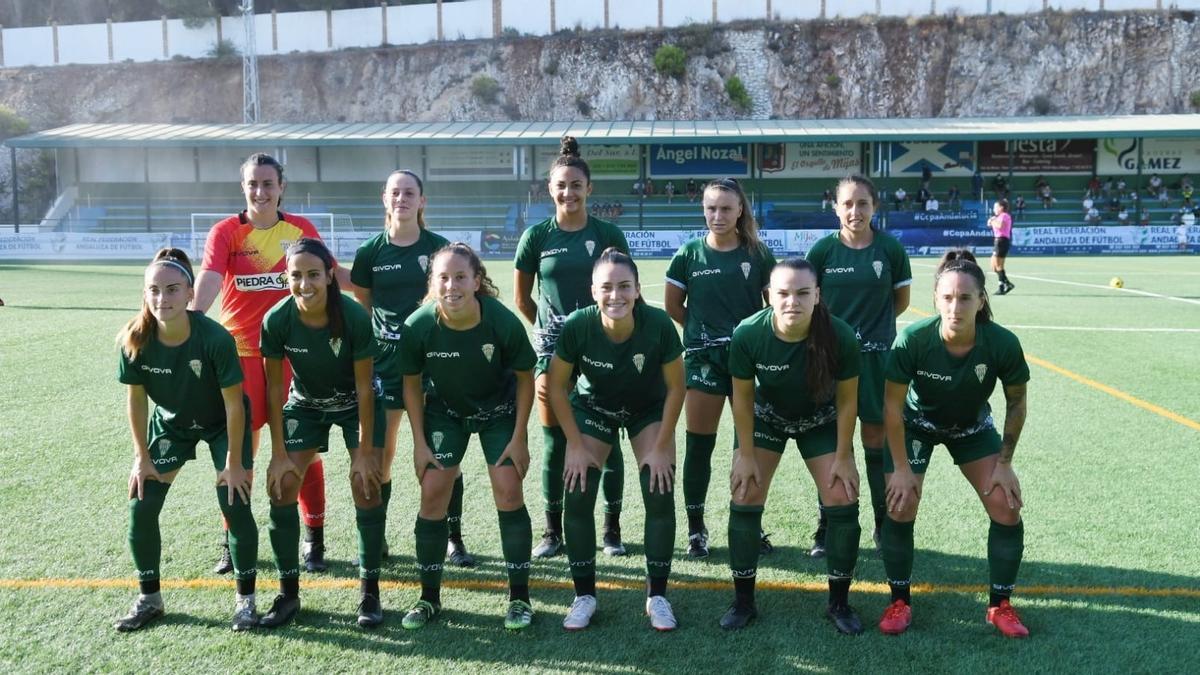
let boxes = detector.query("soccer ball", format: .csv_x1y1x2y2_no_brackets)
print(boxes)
1110,276,1124,288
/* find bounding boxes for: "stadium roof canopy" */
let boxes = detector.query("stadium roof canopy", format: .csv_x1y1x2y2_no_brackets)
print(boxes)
9,114,1200,149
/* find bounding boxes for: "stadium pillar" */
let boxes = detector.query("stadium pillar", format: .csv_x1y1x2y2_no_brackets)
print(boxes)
1134,138,1143,214
437,1,444,41
637,145,647,230
144,148,151,233
10,146,18,232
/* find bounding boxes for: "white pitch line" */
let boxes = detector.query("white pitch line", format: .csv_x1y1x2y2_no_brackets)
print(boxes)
897,320,1200,333
912,262,1200,307
1008,273,1200,307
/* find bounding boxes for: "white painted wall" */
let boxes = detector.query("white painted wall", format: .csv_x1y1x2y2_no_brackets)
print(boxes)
321,146,397,181
110,19,164,62
0,1,1178,68
829,0,885,18
167,18,218,59
56,23,111,65
332,6,384,50
440,0,494,41
274,10,331,54
718,0,770,23
555,0,607,30
198,147,255,183
2,25,54,68
387,3,441,45
147,148,197,182
663,0,712,25
504,0,552,35
608,0,660,30
79,148,145,183
773,1,825,20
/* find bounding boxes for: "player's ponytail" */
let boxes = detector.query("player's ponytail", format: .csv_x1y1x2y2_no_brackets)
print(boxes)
118,248,195,361
285,238,345,340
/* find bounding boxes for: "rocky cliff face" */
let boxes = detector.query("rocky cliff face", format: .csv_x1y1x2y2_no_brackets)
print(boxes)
2,10,1199,215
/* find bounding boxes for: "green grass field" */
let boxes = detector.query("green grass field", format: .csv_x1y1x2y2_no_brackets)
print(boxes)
1,255,1198,673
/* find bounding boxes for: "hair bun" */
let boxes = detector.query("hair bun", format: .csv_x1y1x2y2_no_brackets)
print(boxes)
560,135,580,158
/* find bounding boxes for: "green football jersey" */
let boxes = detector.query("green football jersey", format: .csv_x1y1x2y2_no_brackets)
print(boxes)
554,303,684,422
398,295,537,419
350,228,450,341
728,307,860,430
665,237,776,351
118,311,243,431
260,294,376,411
513,215,629,356
885,316,1030,437
805,231,912,351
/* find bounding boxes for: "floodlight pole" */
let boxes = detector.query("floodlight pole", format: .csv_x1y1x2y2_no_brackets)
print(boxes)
243,0,259,124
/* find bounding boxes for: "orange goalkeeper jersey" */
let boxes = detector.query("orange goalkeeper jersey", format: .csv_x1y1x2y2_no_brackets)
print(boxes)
201,211,321,357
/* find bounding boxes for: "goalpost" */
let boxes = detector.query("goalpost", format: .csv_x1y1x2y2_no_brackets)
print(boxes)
188,212,356,257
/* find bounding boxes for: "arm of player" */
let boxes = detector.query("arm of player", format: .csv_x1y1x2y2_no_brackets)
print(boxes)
513,269,537,324
349,356,381,500
353,287,373,313
828,376,860,502
495,369,534,478
663,283,688,327
189,269,222,313
893,284,911,318
217,383,250,506
126,384,159,500
403,373,442,482
728,375,760,502
645,356,685,494
983,382,1027,510
883,380,919,513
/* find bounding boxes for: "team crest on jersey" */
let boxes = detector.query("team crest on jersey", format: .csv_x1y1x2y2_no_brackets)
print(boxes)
633,353,645,373
740,262,751,280
482,344,495,362
974,363,988,383
157,439,172,458
700,365,711,380
873,260,884,279
329,338,342,357
286,419,299,438
585,240,596,256
189,359,202,378
418,255,429,272
431,431,444,450
279,240,294,254
910,439,922,456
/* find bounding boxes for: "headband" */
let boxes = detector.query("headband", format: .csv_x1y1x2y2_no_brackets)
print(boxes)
154,259,194,285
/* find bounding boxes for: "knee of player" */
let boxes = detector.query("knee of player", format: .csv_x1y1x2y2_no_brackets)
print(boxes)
983,494,1021,524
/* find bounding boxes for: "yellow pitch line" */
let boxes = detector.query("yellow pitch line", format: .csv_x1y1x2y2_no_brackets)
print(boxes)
903,307,1200,433
0,577,1197,598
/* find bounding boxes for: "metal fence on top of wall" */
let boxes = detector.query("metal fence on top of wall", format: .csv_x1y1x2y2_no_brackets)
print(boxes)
1,0,1197,69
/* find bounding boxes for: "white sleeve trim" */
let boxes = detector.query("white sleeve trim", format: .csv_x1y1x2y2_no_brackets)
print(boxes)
893,279,914,289
665,277,687,290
